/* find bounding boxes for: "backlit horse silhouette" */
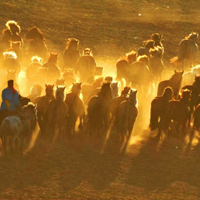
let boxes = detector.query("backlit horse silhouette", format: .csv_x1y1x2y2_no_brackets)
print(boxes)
87,82,112,136
157,70,184,99
65,82,85,135
170,32,199,69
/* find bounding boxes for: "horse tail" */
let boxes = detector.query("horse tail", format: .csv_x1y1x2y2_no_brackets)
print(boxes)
149,100,159,131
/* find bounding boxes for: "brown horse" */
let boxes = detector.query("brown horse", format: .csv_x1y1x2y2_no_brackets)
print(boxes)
116,89,138,146
65,83,85,135
41,53,61,84
44,86,69,141
149,87,174,137
63,38,80,70
170,32,199,69
150,33,163,48
34,84,55,133
87,82,112,136
76,48,96,83
25,26,48,62
137,39,155,58
157,70,184,99
110,86,131,120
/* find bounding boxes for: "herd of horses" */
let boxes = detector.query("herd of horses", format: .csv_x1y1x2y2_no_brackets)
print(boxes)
0,20,199,155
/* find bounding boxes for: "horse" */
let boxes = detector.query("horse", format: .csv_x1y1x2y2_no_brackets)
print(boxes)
26,84,43,103
149,47,164,83
87,82,112,136
157,70,184,99
170,32,199,70
110,86,131,120
44,86,69,141
165,98,190,137
5,20,23,47
126,51,137,65
1,51,21,77
116,58,130,86
7,41,23,63
128,55,151,96
150,33,164,49
63,38,80,70
81,76,104,105
0,29,12,61
41,53,61,84
25,26,48,63
65,82,85,135
149,87,174,137
137,39,155,58
0,103,37,154
76,48,96,83
116,89,138,146
26,56,43,79
62,68,78,89
34,84,55,133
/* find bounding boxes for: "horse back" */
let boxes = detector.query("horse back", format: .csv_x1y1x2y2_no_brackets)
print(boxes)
157,80,170,96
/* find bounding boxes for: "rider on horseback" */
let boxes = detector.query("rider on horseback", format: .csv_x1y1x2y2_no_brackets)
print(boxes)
0,80,22,124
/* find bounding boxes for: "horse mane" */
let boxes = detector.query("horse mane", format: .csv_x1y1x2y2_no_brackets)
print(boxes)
185,32,198,40
31,56,43,63
3,51,17,59
137,55,149,65
5,20,21,34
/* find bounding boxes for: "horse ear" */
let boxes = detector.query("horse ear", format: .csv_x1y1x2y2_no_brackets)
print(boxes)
174,70,177,73
182,70,184,74
45,84,47,87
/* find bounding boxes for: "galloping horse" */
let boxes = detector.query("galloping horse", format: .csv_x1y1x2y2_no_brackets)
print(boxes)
25,26,48,62
170,32,199,70
34,84,55,133
42,53,61,84
116,89,138,144
157,70,184,99
0,103,37,154
149,87,174,137
63,38,80,69
65,82,85,135
44,86,69,141
76,48,96,83
87,82,112,136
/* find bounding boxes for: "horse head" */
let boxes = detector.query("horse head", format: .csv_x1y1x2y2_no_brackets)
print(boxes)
25,26,44,40
30,84,43,97
71,82,82,95
121,86,131,97
47,53,58,64
66,38,79,50
45,84,54,97
5,20,21,34
56,86,66,100
126,50,137,65
22,102,37,131
98,82,113,102
129,89,138,105
186,32,199,44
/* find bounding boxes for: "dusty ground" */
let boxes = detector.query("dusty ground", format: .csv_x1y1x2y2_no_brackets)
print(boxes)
0,0,200,199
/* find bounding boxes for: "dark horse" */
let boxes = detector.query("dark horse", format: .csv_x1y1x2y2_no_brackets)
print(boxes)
149,87,174,137
34,84,55,133
65,82,85,135
170,32,199,70
116,89,138,146
157,70,184,99
87,82,112,136
25,26,48,62
194,104,200,131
